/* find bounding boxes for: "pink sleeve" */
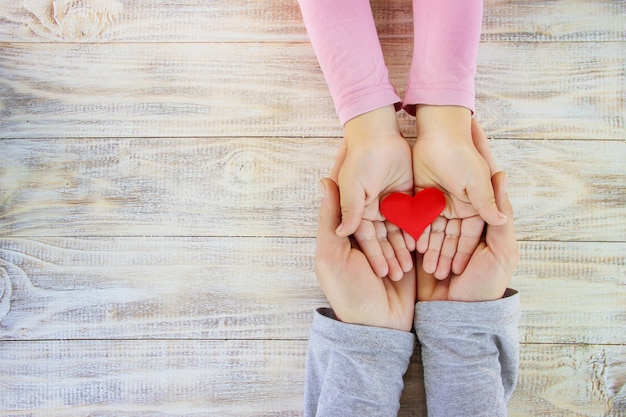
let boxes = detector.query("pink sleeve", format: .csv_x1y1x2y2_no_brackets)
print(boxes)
298,0,401,125
403,0,484,115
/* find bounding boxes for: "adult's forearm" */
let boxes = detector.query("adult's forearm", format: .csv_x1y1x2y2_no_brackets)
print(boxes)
304,308,414,417
415,289,520,417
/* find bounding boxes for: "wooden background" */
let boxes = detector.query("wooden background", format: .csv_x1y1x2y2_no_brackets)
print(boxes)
0,0,624,415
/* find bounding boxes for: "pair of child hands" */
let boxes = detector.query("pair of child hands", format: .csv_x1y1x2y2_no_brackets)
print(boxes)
330,104,507,282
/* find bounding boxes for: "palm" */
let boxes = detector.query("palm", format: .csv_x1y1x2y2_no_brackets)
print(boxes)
413,119,501,278
337,246,415,330
417,171,518,303
418,242,507,302
333,134,414,280
316,178,416,332
413,138,490,220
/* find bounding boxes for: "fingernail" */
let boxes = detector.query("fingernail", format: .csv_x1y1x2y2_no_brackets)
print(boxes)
503,173,509,193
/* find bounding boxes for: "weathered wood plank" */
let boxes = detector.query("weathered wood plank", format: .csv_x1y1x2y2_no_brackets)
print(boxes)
0,2,622,416
1,138,624,241
481,0,626,42
0,237,623,344
514,241,626,345
509,344,626,417
0,236,320,341
0,340,623,415
0,0,624,43
0,42,624,140
0,137,331,237
503,140,626,242
474,42,626,141
0,339,308,416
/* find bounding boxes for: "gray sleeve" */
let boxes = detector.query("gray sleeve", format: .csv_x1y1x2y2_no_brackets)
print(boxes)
304,308,415,417
415,289,521,417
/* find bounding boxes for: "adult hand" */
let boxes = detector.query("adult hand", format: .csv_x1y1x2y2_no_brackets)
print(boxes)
417,171,518,302
416,118,500,278
332,105,414,281
315,178,416,331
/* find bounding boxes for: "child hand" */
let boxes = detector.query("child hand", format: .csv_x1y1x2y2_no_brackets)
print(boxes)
331,105,414,281
413,107,502,278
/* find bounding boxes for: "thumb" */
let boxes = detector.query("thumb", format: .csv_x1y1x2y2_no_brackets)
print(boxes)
316,178,345,252
471,119,499,175
335,173,366,237
466,164,507,226
485,171,516,248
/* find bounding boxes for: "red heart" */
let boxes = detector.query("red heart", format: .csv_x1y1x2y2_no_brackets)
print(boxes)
380,188,446,239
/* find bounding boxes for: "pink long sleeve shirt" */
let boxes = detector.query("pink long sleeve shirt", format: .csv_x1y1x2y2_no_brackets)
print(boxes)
298,0,483,125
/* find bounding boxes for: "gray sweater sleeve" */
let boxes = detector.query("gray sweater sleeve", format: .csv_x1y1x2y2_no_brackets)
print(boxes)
304,290,520,416
304,308,416,417
415,289,521,417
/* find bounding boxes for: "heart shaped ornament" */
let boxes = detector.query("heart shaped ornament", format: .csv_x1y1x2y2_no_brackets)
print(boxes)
380,188,446,239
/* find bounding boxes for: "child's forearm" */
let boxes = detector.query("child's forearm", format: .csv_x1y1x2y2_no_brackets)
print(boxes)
297,0,401,125
404,0,484,115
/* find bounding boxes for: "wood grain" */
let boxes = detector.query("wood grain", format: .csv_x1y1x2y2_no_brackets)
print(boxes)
0,340,623,416
0,41,624,140
0,1,625,415
1,138,624,241
0,0,624,43
0,237,623,344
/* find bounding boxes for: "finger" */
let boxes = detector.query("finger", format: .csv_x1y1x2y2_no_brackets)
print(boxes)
422,217,446,274
451,216,484,275
331,139,368,236
486,171,518,261
471,119,499,175
386,221,414,273
466,161,507,226
435,219,460,280
416,224,430,254
335,169,367,237
403,229,417,253
316,178,346,257
416,253,439,301
374,222,404,281
353,221,389,278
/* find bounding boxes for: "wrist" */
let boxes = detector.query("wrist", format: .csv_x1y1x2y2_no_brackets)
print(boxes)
415,104,472,141
344,104,401,142
334,310,414,333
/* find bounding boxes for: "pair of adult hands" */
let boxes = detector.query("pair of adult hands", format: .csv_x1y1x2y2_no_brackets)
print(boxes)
317,107,518,331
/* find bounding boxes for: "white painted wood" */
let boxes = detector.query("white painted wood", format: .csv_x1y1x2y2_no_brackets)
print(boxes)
0,0,623,43
0,138,623,240
0,42,623,140
0,340,623,415
0,237,624,344
0,0,624,414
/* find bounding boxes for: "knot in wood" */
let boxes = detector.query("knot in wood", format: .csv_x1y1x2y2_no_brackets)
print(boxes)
0,264,11,321
225,149,260,185
53,0,123,41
